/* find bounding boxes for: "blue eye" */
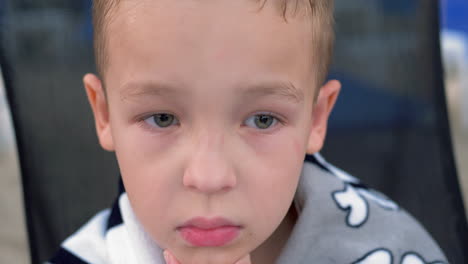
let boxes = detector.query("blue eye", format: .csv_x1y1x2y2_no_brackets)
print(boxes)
144,113,179,128
245,114,278,129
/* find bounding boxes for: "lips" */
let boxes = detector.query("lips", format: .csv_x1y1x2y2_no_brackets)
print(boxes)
177,217,242,247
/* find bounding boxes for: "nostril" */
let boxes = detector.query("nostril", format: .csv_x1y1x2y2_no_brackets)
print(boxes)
221,185,234,192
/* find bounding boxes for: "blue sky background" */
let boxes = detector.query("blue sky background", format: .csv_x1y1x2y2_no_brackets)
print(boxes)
442,0,468,34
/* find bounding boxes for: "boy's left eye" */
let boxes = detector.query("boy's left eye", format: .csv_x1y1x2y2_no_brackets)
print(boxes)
244,114,279,130
143,113,179,128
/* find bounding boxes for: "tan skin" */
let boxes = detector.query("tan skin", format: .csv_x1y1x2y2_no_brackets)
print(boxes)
85,0,340,263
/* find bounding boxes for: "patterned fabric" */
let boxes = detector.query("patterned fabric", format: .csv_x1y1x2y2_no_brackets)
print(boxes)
48,154,448,264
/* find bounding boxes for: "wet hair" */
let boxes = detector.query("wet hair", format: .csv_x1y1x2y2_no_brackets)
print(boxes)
92,0,334,89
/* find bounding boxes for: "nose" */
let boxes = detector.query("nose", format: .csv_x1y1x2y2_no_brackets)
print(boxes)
183,132,236,194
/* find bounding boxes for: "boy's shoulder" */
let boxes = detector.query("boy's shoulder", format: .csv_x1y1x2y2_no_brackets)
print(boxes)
47,209,111,264
49,188,166,264
278,154,448,263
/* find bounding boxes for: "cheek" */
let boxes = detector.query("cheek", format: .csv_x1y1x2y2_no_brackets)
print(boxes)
242,131,305,239
111,122,184,245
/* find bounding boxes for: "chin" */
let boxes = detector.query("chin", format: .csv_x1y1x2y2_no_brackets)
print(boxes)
172,246,249,264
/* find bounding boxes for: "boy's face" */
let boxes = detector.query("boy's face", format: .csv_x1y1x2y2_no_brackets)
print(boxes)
85,0,339,263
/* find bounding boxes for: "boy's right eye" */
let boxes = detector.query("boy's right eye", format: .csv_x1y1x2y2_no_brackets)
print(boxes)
144,113,179,128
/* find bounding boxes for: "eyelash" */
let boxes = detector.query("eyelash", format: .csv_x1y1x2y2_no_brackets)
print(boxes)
138,112,284,131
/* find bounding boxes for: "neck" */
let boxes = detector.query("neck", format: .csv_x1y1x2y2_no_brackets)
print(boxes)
251,203,298,264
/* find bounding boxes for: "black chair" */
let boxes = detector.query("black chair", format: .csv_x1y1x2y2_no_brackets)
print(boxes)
1,0,467,263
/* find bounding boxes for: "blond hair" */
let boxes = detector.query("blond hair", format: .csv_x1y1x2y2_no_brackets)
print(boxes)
92,0,334,88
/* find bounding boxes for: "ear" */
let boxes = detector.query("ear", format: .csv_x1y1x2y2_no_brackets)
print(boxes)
83,73,115,151
306,80,341,154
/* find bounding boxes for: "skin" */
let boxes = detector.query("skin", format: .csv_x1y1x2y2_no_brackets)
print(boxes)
85,0,340,263
164,250,251,264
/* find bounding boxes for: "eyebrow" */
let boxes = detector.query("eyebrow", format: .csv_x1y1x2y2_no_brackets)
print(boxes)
120,80,304,103
120,81,181,101
239,80,304,104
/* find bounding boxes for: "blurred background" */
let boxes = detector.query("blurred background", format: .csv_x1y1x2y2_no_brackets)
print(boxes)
441,0,468,221
0,0,467,263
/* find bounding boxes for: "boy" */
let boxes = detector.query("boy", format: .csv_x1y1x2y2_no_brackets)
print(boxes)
49,0,448,263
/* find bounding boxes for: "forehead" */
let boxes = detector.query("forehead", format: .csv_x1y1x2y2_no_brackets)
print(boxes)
104,0,316,99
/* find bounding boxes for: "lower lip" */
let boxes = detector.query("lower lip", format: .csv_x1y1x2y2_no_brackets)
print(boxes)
178,226,241,247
